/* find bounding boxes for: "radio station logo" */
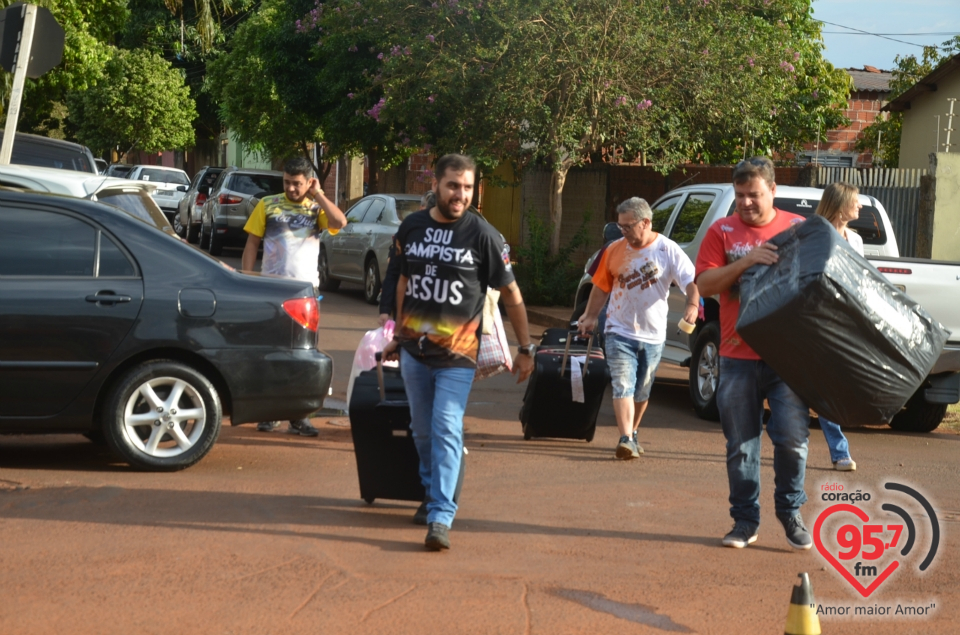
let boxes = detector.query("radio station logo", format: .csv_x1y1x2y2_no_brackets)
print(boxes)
814,481,940,599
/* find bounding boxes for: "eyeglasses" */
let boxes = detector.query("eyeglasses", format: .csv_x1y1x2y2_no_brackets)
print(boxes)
617,219,646,232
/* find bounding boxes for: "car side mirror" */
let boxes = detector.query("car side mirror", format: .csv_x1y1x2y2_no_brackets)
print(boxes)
177,185,188,192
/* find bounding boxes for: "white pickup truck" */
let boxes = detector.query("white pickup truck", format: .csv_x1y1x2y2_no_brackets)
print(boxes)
572,183,960,432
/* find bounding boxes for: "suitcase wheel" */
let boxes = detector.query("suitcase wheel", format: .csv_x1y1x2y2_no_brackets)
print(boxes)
363,497,375,504
584,429,595,443
523,432,531,440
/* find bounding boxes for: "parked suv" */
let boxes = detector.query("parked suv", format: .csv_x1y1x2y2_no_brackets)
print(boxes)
199,167,285,256
127,165,191,224
10,132,97,173
177,166,224,242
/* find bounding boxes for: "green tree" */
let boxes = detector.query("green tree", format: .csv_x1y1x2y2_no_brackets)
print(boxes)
205,0,325,170
857,37,960,167
120,0,258,147
0,0,128,137
68,49,197,157
358,0,850,253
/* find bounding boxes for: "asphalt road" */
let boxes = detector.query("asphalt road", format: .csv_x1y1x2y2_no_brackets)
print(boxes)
1,246,959,634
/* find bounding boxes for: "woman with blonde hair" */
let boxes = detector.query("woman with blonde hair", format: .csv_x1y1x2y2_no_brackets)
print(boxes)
814,181,863,471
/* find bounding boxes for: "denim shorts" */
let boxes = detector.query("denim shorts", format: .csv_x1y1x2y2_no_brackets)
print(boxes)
605,334,664,402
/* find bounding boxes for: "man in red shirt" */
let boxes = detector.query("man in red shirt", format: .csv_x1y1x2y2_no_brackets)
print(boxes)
695,157,812,551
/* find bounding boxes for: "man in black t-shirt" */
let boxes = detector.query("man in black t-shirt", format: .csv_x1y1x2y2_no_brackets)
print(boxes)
382,154,534,551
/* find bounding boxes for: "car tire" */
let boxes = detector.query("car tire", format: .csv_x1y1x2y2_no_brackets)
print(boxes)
102,360,222,471
317,247,340,291
186,212,201,244
199,214,211,250
689,321,721,421
364,257,381,305
173,212,186,238
888,388,946,433
209,227,224,256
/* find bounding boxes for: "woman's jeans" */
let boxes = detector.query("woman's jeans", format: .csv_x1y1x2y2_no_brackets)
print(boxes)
818,417,851,463
400,349,476,527
717,357,810,527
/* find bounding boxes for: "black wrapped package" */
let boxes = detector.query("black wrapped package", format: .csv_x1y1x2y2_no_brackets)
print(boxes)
736,215,948,426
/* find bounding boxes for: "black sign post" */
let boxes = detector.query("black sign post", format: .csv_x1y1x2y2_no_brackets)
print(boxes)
0,3,65,165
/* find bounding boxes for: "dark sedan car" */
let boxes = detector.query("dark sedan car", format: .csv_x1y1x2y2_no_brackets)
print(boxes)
0,190,333,471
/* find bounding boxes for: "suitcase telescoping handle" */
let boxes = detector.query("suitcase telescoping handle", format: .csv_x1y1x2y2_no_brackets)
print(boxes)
559,330,594,378
375,352,387,402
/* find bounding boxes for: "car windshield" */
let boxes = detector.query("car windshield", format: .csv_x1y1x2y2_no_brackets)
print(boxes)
138,168,190,185
395,199,424,219
97,189,174,234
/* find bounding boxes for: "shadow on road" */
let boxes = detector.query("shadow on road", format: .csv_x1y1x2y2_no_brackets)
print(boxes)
0,483,788,553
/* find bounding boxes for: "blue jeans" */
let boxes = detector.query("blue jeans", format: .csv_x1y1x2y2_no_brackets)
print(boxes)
400,349,475,527
717,357,810,526
605,334,664,402
818,417,851,463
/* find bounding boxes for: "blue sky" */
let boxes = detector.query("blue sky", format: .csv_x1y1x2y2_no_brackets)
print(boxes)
813,0,960,71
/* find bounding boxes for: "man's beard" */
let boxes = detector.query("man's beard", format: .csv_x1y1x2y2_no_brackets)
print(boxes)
435,193,466,220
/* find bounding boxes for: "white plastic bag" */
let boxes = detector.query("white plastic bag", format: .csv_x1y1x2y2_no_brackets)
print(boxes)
346,320,397,407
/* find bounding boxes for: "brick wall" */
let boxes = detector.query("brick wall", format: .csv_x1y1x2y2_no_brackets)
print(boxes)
801,91,888,167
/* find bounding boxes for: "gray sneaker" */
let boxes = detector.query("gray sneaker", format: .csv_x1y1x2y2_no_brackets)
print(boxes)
615,435,640,460
288,418,320,437
778,514,813,550
257,421,281,432
722,521,759,548
413,501,429,526
425,522,451,551
631,430,645,455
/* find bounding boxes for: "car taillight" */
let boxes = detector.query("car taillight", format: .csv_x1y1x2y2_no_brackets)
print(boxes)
877,267,912,275
283,297,319,332
219,193,243,205
195,193,207,207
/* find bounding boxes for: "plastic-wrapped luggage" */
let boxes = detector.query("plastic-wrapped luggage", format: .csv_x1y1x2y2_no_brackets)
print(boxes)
519,331,609,441
737,215,948,426
349,354,464,503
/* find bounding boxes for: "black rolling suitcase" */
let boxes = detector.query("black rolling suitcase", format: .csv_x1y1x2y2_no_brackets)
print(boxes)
519,331,609,442
348,353,464,504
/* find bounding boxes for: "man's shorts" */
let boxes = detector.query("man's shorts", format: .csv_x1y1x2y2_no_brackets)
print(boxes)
605,334,665,402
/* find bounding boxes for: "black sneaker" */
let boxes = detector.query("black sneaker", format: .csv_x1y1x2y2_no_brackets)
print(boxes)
288,418,320,437
425,522,451,551
778,514,813,550
722,521,759,548
257,421,281,432
413,501,428,526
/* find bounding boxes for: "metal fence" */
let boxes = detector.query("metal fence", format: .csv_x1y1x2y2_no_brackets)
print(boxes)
817,167,926,257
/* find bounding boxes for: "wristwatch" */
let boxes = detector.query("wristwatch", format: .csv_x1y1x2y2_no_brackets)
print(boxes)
518,343,536,356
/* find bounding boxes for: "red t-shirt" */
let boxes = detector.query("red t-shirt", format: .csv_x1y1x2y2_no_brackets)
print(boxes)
694,210,804,359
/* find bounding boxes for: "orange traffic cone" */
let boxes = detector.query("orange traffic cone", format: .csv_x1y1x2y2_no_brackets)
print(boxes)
784,572,821,635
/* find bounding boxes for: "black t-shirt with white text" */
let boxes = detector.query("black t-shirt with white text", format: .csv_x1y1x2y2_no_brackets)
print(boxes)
396,210,514,368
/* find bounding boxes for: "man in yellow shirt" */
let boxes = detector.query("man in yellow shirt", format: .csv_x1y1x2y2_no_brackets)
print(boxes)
242,156,346,435
242,156,346,288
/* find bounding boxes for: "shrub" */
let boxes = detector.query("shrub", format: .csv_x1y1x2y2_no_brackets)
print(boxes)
513,209,592,306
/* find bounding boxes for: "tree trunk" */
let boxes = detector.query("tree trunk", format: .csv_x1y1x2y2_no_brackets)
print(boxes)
548,165,569,256
367,146,380,194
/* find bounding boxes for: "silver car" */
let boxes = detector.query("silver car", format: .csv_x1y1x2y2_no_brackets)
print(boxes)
127,165,191,224
318,193,424,304
199,168,285,256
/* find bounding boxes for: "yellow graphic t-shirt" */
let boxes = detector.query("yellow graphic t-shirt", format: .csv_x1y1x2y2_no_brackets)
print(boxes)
244,194,339,286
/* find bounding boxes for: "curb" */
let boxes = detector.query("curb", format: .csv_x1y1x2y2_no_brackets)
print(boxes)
526,307,573,330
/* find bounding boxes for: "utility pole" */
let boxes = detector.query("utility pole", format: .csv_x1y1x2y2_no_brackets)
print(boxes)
0,3,37,165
